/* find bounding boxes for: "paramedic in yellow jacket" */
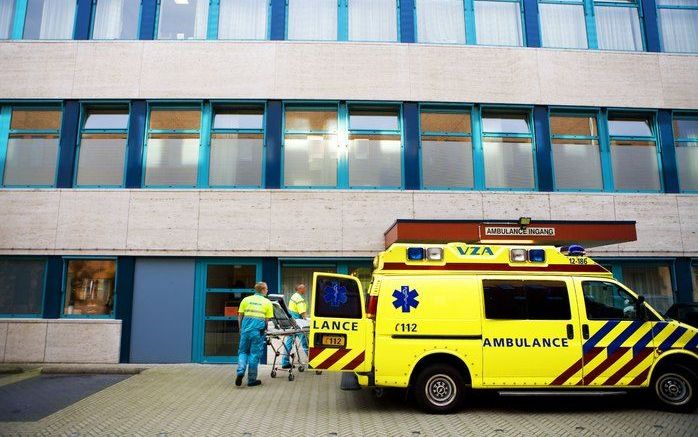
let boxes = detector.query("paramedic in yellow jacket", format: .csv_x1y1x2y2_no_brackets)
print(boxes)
235,282,273,387
281,283,308,369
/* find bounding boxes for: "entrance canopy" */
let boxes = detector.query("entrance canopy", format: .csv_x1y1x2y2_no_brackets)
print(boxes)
384,219,637,249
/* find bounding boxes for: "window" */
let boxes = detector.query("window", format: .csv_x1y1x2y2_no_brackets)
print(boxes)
481,109,535,189
218,0,267,39
23,0,76,39
420,109,473,189
538,0,588,48
75,107,129,187
673,114,698,191
594,0,644,51
284,106,339,187
0,0,14,39
209,105,264,187
314,275,363,318
0,258,46,316
483,280,571,320
692,261,698,302
416,0,466,43
348,106,402,188
287,0,337,40
3,108,61,187
157,0,209,40
92,0,140,39
582,280,642,320
474,0,524,46
145,107,201,187
348,0,398,41
657,0,698,53
550,113,603,190
607,113,661,191
63,259,116,317
621,264,674,314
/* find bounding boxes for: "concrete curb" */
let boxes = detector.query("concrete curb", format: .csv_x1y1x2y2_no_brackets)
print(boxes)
41,364,151,375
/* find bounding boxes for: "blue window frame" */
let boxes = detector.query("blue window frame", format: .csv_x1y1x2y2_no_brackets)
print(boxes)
538,0,589,48
656,0,698,53
673,112,698,192
549,111,605,191
91,0,141,40
60,257,117,319
74,104,130,188
22,0,77,39
156,0,209,40
593,0,645,50
0,104,62,188
0,257,47,317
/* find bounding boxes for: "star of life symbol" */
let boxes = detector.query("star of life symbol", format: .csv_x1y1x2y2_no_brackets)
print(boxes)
392,285,419,313
323,281,348,308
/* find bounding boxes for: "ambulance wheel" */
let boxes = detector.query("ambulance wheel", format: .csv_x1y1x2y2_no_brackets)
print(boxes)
652,364,697,413
271,370,277,378
414,364,465,414
288,373,295,382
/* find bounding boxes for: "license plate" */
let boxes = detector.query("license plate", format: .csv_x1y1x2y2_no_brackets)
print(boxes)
320,334,346,347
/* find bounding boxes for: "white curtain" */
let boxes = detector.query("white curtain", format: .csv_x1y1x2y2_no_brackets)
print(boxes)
0,0,13,39
193,0,209,39
219,0,267,39
658,9,698,53
288,0,337,40
474,0,523,46
39,0,76,39
539,3,587,49
595,6,643,51
93,0,124,39
416,0,466,44
348,0,397,42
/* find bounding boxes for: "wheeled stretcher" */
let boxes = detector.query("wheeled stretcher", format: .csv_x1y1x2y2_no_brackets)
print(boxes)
266,296,310,381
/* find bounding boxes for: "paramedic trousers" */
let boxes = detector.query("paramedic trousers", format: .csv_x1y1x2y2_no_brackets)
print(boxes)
237,319,266,383
281,312,308,367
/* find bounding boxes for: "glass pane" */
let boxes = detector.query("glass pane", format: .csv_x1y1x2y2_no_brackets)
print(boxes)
213,108,263,130
287,0,337,40
622,265,674,314
283,134,338,187
76,134,127,186
285,110,338,132
157,0,209,39
348,0,398,42
539,3,588,49
0,0,15,39
11,109,61,130
676,142,698,191
474,0,523,46
0,259,45,315
658,0,698,4
205,292,246,317
481,111,530,134
674,118,698,139
421,112,471,133
93,0,140,39
421,136,474,188
218,0,267,40
659,9,698,53
483,137,535,189
416,0,466,44
83,110,129,130
149,109,201,131
145,135,200,187
595,6,643,51
611,140,661,190
206,265,257,289
582,281,639,320
550,115,598,137
64,260,116,316
24,0,76,39
608,116,653,137
3,135,59,186
348,134,402,187
314,275,363,318
204,320,239,357
209,134,263,187
552,139,603,190
349,109,399,131
281,265,337,313
693,264,698,302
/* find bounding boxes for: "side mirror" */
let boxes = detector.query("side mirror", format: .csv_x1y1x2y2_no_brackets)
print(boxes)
636,295,647,321
637,295,645,304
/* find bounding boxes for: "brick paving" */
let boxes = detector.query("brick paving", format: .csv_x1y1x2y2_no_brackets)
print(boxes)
0,364,696,436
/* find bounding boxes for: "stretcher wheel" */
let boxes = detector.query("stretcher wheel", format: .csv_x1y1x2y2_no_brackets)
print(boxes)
288,373,295,381
298,366,305,373
271,370,277,378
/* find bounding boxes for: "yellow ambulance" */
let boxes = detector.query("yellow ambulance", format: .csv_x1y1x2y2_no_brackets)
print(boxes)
308,243,698,413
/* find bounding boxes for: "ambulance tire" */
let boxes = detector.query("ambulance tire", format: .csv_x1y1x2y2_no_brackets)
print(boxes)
651,364,697,413
414,364,465,414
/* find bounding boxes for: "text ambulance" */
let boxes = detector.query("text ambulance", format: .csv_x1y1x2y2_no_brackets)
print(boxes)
308,243,698,413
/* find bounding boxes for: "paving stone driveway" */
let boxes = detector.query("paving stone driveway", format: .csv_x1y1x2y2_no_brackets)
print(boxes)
0,365,696,436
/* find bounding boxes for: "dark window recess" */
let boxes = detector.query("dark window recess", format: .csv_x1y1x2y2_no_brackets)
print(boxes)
0,259,45,315
484,280,571,320
206,265,256,289
582,281,641,321
314,276,362,319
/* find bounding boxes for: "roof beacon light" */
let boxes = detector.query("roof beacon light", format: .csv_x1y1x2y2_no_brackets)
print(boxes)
528,249,546,263
510,249,527,263
407,247,425,261
426,247,444,261
567,244,586,256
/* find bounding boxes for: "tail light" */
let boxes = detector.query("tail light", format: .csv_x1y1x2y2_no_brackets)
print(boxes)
367,295,379,319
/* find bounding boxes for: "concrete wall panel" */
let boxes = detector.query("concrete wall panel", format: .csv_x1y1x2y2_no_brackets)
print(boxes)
659,55,698,110
3,320,47,363
341,191,414,252
44,320,121,363
482,193,551,221
413,192,484,220
270,191,343,252
0,42,76,98
198,191,271,252
677,195,698,254
614,195,683,255
0,322,7,361
0,191,60,250
126,191,199,251
72,42,142,98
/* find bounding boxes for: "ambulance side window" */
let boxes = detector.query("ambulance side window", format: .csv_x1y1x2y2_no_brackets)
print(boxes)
483,280,571,320
314,277,363,319
582,281,638,320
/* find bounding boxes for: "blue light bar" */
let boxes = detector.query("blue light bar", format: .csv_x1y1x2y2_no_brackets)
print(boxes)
568,244,585,256
407,247,425,261
528,249,546,263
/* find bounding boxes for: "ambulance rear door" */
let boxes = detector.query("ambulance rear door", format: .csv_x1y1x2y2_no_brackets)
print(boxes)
308,273,373,373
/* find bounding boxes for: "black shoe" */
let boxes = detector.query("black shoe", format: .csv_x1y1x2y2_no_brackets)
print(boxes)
248,380,262,387
235,375,243,386
281,364,292,369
